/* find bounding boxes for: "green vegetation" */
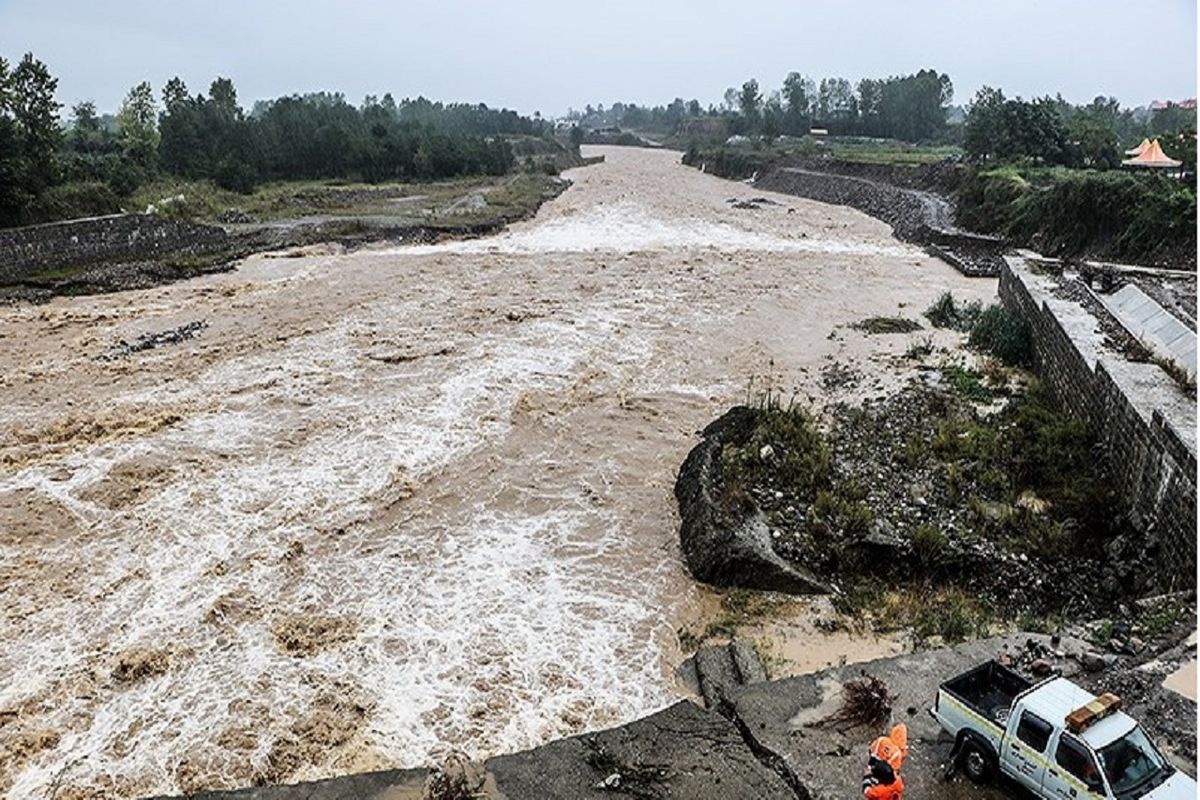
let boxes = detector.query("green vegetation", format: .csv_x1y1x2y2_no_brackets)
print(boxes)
125,172,557,229
958,166,1196,263
924,292,982,331
968,305,1032,367
1,51,555,228
720,398,830,513
574,68,953,144
930,381,1114,543
964,89,1196,172
924,294,1033,368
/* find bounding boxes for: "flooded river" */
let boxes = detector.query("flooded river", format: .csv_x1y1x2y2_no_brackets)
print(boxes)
0,146,993,796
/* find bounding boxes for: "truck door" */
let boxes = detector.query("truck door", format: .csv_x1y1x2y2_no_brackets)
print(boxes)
1045,732,1106,799
1005,710,1052,793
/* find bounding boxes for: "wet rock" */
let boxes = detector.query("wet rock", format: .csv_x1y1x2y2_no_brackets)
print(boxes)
97,320,208,361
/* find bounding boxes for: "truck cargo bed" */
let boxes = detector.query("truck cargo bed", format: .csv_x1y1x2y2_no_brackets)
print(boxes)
941,660,1032,726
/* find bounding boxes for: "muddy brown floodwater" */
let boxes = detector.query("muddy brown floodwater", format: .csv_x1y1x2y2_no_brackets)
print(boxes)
0,146,995,797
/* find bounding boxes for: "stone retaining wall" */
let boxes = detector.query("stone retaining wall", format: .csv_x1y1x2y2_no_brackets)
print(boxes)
0,213,230,283
753,166,1004,276
999,256,1197,589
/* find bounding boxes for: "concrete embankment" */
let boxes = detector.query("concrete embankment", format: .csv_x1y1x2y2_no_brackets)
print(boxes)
999,254,1197,590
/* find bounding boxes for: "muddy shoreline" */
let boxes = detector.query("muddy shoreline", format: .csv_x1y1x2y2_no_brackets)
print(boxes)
0,178,571,305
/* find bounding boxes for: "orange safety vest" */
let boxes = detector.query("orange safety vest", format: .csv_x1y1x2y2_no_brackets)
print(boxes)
863,773,904,800
868,723,909,772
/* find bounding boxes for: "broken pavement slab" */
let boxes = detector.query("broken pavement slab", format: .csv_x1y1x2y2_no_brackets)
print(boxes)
486,699,797,799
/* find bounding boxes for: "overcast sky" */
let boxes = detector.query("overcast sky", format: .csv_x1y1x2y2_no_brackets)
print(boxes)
0,0,1195,116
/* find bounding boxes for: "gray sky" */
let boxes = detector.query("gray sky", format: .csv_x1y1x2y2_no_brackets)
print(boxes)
0,0,1195,116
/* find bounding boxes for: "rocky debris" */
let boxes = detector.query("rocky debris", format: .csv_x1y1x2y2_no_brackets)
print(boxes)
739,380,1157,621
819,360,861,390
97,320,207,361
728,196,781,210
675,406,832,595
217,208,256,224
849,316,923,335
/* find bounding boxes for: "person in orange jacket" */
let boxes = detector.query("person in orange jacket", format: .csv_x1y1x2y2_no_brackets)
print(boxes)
862,759,904,800
868,723,909,772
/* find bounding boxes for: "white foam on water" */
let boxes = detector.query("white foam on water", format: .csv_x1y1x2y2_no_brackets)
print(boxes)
381,201,913,258
1,289,686,797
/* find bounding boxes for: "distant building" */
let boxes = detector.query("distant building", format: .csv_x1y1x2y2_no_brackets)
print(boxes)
1149,98,1197,110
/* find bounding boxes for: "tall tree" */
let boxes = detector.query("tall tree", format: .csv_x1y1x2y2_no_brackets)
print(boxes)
738,79,762,130
117,81,159,166
10,52,62,195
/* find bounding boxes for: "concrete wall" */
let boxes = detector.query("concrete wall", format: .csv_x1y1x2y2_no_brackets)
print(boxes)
0,213,230,283
999,257,1197,589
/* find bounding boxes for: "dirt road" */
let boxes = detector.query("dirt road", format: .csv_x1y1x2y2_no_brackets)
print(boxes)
0,146,993,797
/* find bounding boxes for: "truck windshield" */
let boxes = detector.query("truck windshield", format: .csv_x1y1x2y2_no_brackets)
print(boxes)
1096,726,1170,797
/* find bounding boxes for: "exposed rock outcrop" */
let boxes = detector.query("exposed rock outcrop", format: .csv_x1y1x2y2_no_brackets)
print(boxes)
674,407,831,595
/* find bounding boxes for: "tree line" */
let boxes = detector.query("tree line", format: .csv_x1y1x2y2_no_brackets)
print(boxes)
568,68,955,142
962,87,1196,172
0,52,547,228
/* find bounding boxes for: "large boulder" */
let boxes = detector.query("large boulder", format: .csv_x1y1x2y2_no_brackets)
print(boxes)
675,407,831,595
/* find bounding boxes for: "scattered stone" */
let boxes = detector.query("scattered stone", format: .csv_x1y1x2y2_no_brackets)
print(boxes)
216,208,255,224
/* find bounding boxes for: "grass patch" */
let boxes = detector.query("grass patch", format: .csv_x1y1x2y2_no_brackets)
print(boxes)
720,397,830,513
940,365,996,402
702,588,781,640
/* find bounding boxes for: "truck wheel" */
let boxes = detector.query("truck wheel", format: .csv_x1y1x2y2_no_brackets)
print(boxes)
959,740,996,784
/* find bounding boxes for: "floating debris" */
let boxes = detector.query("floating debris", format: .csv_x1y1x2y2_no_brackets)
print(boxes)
97,320,208,361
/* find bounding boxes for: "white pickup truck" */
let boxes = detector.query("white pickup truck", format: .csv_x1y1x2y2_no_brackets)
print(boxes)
931,660,1196,800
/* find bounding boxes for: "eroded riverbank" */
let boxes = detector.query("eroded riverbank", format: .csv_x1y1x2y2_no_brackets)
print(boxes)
0,146,993,797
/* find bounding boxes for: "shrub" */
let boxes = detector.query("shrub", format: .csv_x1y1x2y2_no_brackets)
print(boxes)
911,524,949,572
26,181,122,222
969,305,1032,366
925,292,982,331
